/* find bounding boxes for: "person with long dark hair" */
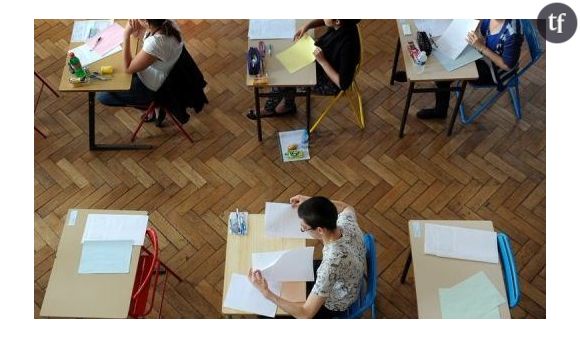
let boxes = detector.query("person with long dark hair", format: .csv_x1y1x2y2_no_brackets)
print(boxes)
97,19,184,124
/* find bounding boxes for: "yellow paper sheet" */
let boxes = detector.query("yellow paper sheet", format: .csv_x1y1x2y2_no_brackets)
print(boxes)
275,35,316,74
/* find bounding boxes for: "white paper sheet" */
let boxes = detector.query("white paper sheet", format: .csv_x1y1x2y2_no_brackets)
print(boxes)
78,240,133,274
82,214,148,245
265,202,313,239
252,247,315,282
223,273,282,317
435,19,479,60
248,19,296,40
71,20,114,42
414,19,452,38
432,45,482,71
69,44,122,67
67,210,78,226
424,223,498,263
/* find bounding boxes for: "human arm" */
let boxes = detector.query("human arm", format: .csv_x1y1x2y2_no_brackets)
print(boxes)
466,31,515,71
294,19,326,40
249,269,326,319
123,20,157,74
290,194,354,214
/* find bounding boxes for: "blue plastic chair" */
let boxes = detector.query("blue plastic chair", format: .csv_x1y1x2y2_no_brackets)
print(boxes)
345,233,377,318
497,232,521,308
457,19,544,124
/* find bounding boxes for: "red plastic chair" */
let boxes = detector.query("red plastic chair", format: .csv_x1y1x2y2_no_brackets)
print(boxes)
131,102,194,144
34,71,60,138
129,228,182,318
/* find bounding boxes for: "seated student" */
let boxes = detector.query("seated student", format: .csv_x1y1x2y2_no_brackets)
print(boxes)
395,19,523,119
248,195,366,319
97,19,184,125
247,19,361,119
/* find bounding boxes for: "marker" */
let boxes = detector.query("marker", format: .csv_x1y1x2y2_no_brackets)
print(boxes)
91,37,102,51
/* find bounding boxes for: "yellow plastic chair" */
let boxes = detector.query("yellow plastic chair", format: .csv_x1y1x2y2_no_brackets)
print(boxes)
310,25,365,134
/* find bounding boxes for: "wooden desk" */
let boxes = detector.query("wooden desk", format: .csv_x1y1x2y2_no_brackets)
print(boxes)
59,20,151,151
40,209,147,318
390,20,479,137
402,220,511,319
247,19,317,141
222,214,307,316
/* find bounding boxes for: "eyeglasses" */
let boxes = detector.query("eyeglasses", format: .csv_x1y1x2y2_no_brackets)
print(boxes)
300,222,315,232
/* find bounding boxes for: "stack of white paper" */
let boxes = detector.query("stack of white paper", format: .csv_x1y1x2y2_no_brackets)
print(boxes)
248,19,296,40
78,240,133,274
424,223,498,263
264,202,313,239
82,214,149,245
435,19,480,60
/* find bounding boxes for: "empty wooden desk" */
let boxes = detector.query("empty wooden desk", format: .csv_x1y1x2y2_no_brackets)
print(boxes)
59,20,151,151
222,214,306,316
391,20,479,137
246,19,316,141
40,209,146,318
403,220,511,319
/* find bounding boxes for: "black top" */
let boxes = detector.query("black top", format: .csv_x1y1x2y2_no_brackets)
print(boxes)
315,24,361,91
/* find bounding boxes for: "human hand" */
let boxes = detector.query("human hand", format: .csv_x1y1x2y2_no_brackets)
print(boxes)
466,31,485,51
294,25,308,41
290,195,310,208
248,269,270,296
313,47,327,65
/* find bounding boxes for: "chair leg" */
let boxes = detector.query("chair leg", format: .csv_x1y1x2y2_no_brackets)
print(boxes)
352,82,365,129
508,82,522,120
400,251,413,284
309,91,344,134
166,111,194,144
131,103,155,142
34,126,47,139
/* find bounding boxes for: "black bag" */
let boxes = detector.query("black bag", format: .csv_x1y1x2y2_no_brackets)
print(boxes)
247,47,261,75
416,31,432,56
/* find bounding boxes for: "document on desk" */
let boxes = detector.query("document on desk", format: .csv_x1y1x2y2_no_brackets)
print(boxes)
252,247,315,282
265,202,313,239
276,35,316,74
424,223,498,263
223,273,282,317
86,23,125,56
435,19,479,60
78,240,133,274
71,19,114,42
432,45,482,72
439,271,506,318
69,44,123,67
248,19,296,40
414,19,452,38
82,214,148,245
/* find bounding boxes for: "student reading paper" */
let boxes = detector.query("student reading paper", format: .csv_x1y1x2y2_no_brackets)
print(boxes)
249,195,366,318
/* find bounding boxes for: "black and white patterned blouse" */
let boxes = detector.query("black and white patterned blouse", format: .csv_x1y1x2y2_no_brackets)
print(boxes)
311,208,366,311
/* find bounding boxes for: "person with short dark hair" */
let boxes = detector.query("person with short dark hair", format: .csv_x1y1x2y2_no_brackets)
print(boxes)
247,19,361,119
249,195,365,318
97,19,184,125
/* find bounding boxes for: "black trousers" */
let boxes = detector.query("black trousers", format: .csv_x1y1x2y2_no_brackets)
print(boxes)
434,59,496,115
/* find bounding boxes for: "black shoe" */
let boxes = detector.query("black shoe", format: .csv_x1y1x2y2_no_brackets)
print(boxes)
144,112,156,122
393,71,408,83
246,105,297,120
155,109,166,127
417,108,447,120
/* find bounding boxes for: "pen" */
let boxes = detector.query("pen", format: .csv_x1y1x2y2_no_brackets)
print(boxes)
91,37,102,51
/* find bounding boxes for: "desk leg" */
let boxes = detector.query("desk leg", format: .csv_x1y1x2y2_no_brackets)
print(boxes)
389,39,401,86
254,87,263,142
88,93,153,151
305,87,311,138
447,80,467,136
400,251,413,284
399,81,415,138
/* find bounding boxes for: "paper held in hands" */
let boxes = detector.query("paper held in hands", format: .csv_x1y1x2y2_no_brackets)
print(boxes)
223,273,282,317
276,35,316,73
264,202,313,239
435,19,480,60
252,247,315,282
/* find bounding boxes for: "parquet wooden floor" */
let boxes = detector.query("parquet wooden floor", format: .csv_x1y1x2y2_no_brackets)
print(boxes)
34,19,546,318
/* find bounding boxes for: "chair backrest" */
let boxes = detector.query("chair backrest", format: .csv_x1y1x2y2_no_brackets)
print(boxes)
497,232,521,309
129,228,160,318
522,20,544,64
346,233,377,318
352,24,364,80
